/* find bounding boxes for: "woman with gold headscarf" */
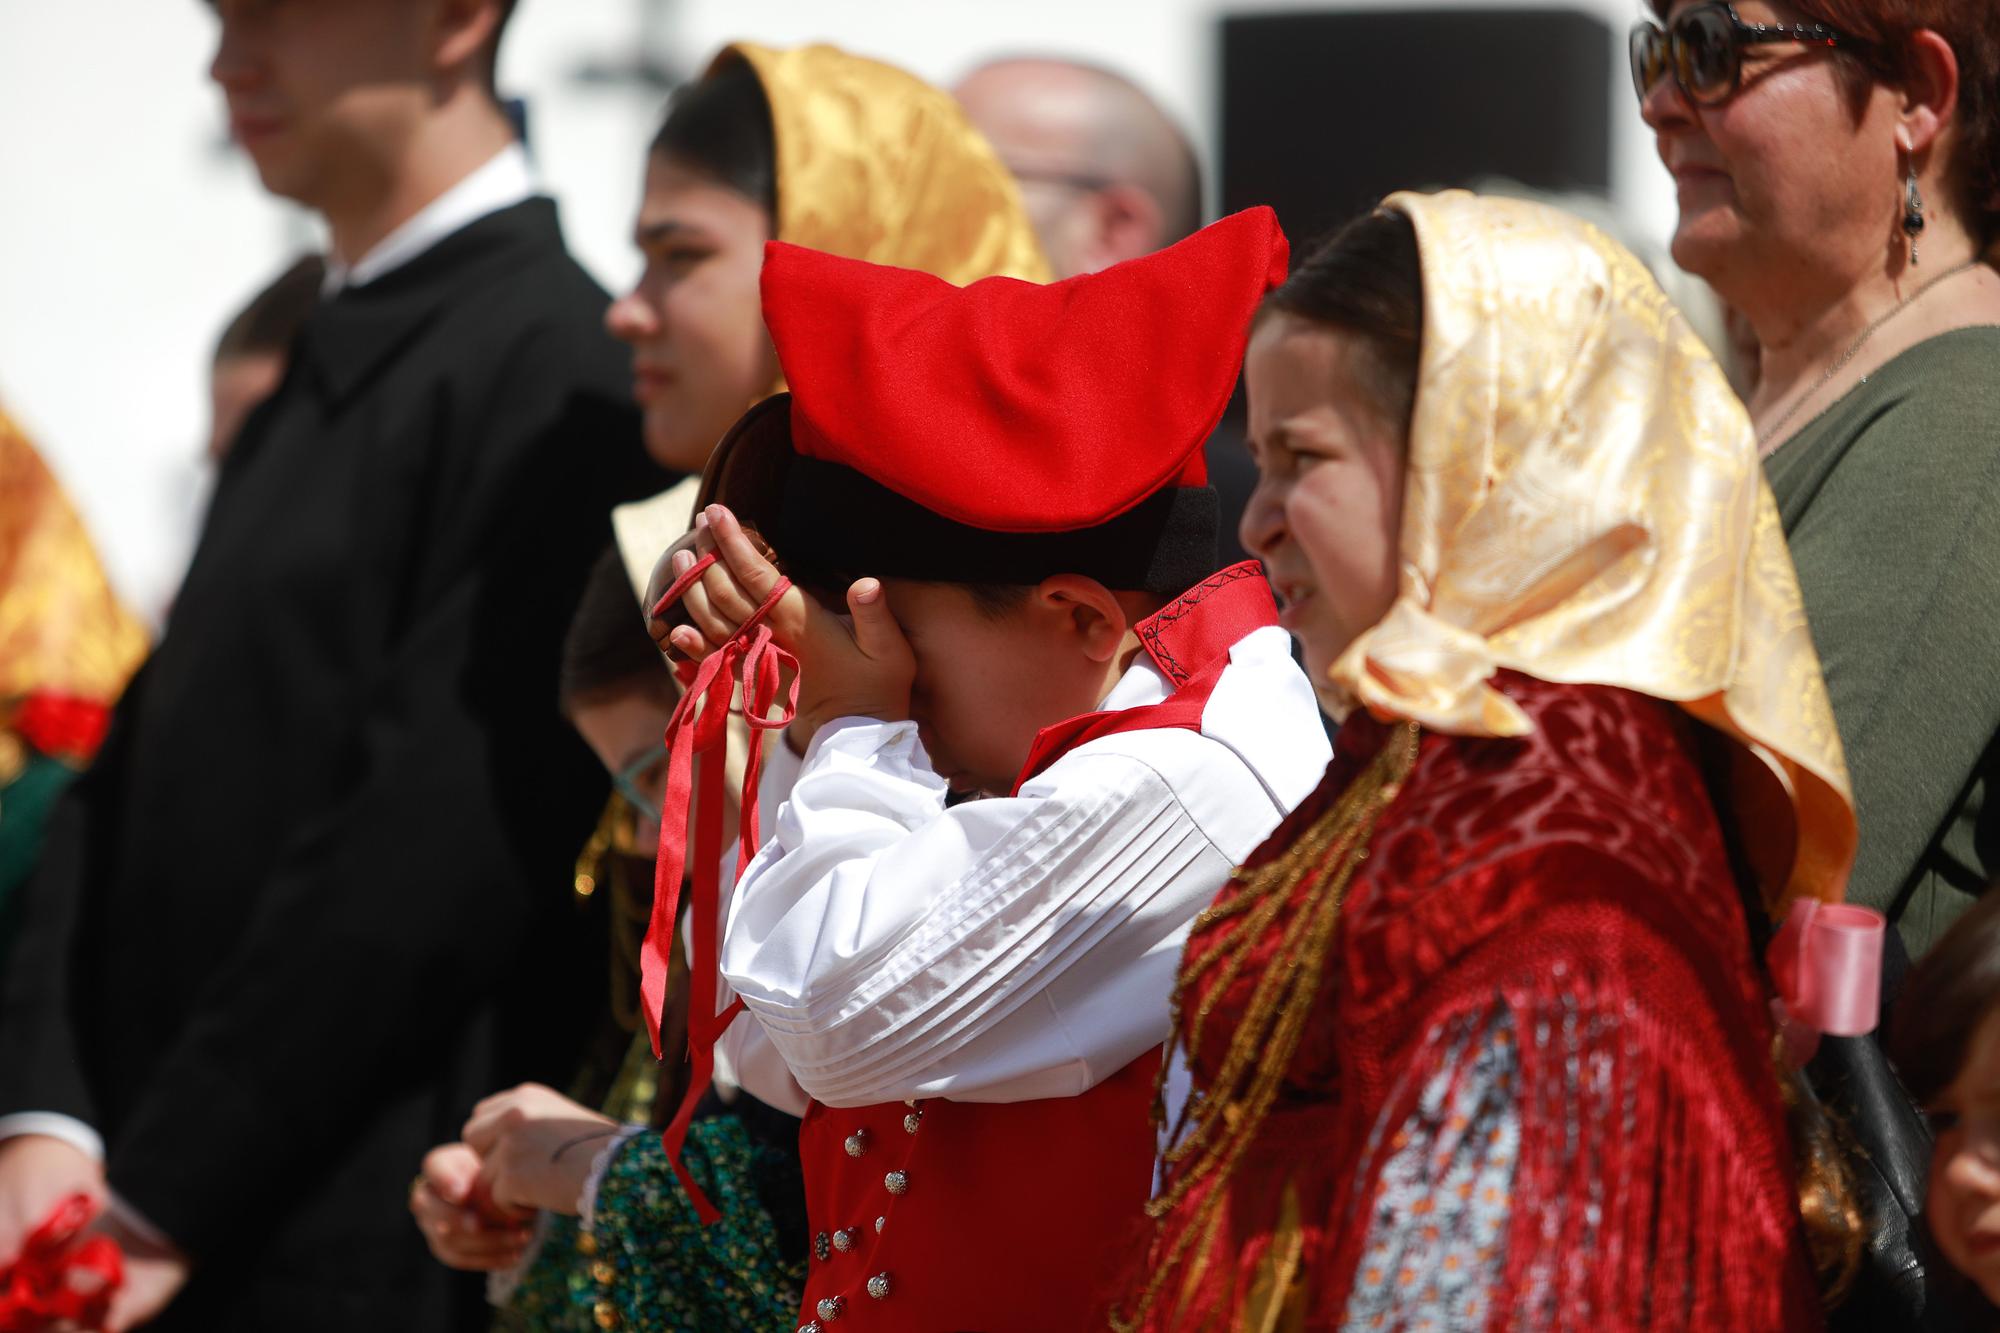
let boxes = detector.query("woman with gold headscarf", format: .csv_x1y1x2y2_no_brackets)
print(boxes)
1113,193,1869,1330
406,44,1047,1332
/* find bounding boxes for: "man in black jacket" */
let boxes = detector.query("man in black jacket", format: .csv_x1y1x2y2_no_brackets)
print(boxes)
0,0,664,1327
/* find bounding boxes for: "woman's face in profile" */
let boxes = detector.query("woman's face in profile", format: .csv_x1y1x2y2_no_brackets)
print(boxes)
1928,1002,2000,1305
1637,0,1903,297
1238,313,1407,692
606,157,780,472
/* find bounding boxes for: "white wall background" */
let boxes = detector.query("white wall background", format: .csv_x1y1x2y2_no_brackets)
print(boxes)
0,0,1671,626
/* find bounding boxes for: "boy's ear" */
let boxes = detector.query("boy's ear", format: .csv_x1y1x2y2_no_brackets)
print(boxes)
432,0,503,82
1035,575,1129,665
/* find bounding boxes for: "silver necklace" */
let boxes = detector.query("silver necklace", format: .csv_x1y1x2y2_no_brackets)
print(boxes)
1761,259,1980,448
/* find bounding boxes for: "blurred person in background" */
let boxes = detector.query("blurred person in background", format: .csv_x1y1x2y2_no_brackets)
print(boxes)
952,56,1201,278
0,406,146,968
408,43,1048,1332
0,0,663,1327
164,254,328,611
1636,3,2000,1325
205,253,324,465
1890,888,2000,1317
418,547,809,1332
954,57,1270,569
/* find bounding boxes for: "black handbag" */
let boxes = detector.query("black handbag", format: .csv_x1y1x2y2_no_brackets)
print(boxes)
1817,928,1992,1330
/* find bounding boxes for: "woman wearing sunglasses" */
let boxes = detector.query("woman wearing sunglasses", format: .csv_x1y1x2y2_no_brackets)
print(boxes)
1634,2,1999,953
1636,4,2000,1327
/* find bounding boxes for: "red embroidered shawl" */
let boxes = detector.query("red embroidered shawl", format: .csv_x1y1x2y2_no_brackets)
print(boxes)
1127,672,1820,1330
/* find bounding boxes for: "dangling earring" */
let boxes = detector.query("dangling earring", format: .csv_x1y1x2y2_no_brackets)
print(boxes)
1903,162,1927,266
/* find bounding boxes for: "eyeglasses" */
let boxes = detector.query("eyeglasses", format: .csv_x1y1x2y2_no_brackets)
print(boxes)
1005,165,1115,195
1629,3,1863,107
612,743,667,817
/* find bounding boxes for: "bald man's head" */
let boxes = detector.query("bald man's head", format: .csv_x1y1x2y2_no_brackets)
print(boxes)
955,57,1201,277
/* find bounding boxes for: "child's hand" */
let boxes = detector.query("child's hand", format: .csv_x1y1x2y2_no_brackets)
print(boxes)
461,1083,619,1218
668,505,915,743
409,1142,535,1272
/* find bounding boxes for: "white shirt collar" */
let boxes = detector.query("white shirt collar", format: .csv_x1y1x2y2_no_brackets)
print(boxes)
322,142,536,295
1097,649,1172,712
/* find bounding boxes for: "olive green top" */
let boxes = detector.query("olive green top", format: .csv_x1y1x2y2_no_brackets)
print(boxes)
1765,325,2000,959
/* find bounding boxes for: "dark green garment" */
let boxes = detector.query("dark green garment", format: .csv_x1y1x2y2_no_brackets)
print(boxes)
492,1021,806,1332
1764,326,2000,958
0,750,78,970
496,1118,806,1333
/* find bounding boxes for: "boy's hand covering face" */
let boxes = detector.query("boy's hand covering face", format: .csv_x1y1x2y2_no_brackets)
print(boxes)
668,505,915,741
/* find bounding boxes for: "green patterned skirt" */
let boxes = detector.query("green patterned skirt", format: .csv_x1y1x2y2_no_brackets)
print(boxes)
495,1114,806,1332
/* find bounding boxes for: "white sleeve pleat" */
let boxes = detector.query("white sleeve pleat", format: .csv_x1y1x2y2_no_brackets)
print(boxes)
719,715,1285,1107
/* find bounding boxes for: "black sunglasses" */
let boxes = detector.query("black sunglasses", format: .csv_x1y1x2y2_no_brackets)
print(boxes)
1629,3,1863,106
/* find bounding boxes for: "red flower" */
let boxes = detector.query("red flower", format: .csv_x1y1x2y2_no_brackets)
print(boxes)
10,694,112,765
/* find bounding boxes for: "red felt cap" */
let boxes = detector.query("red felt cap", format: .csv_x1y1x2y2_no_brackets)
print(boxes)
759,207,1289,535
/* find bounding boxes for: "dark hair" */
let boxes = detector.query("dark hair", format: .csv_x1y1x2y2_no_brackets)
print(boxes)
1647,0,2000,242
815,580,1156,624
965,583,1031,618
793,575,1030,621
649,57,779,220
1889,890,2000,1103
1260,209,1424,429
560,546,671,707
962,582,1168,621
215,254,324,364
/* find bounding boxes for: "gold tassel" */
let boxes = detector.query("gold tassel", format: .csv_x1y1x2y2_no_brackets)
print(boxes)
572,796,623,902
1242,1183,1309,1333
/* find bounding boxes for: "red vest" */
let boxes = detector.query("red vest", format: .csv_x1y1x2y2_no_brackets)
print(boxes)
791,563,1277,1332
797,1056,1158,1332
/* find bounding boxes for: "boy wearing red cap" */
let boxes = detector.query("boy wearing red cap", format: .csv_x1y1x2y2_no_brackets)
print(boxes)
655,208,1327,1330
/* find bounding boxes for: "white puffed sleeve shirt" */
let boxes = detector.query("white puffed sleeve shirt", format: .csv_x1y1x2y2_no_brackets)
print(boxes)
715,625,1329,1113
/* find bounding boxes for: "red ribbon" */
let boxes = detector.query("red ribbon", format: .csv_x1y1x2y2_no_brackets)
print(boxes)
643,552,798,1224
1767,897,1886,1066
0,1194,123,1332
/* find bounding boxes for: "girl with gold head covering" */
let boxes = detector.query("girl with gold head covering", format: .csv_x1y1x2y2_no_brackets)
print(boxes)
1115,192,1873,1330
605,42,1051,575
406,43,1048,1333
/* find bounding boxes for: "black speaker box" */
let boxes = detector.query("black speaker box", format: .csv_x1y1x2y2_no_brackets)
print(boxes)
1219,7,1614,246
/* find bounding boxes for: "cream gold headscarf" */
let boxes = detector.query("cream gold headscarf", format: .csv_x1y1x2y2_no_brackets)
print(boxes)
0,406,146,705
1325,191,1854,910
725,41,1050,285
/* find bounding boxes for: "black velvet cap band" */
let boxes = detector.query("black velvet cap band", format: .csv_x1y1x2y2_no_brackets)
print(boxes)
772,456,1221,594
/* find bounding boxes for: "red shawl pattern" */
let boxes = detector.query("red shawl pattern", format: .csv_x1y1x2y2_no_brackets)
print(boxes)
1125,672,1819,1330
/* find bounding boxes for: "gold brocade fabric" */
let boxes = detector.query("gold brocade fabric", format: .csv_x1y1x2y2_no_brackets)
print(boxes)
0,406,146,705
722,42,1051,286
1325,191,1855,911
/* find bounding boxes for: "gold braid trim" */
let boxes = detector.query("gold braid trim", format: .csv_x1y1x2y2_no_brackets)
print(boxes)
571,795,662,1035
1112,722,1421,1331
572,797,621,903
